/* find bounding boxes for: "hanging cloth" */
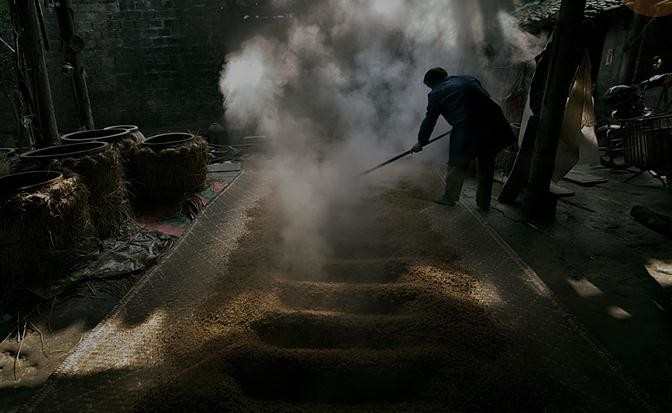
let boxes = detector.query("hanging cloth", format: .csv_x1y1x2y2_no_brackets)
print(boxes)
553,51,600,181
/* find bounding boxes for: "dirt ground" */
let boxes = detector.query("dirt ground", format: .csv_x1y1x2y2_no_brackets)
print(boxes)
0,275,142,412
6,166,651,412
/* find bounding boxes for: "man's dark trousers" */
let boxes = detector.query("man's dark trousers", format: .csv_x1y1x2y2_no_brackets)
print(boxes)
444,118,511,210
444,154,496,211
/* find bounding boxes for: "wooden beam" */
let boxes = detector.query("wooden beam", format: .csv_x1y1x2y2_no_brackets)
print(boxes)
523,0,587,223
498,114,539,204
54,0,94,129
14,0,59,146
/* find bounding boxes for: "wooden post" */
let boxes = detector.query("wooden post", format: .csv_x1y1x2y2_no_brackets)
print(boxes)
14,0,59,146
620,12,648,84
498,114,539,204
54,0,94,129
523,0,586,223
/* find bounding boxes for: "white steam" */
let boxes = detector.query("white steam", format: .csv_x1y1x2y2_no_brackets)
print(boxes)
219,0,542,273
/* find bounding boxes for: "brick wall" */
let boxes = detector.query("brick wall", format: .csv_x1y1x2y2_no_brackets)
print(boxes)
52,0,236,134
0,5,16,146
1,0,241,146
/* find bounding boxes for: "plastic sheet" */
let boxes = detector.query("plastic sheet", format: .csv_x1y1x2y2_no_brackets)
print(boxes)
71,231,175,280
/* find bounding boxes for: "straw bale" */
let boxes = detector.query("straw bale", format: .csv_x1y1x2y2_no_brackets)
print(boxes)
0,176,95,289
128,136,208,205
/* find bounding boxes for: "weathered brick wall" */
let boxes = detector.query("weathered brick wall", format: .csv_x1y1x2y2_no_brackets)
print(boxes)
1,0,241,146
49,0,234,134
0,4,16,146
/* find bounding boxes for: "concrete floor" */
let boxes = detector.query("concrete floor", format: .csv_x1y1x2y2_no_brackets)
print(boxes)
462,164,672,410
15,164,657,412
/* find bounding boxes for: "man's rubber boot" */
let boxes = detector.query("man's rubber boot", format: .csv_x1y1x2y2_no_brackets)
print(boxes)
477,157,495,212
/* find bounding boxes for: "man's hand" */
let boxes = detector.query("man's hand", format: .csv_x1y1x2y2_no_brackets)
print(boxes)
412,143,424,153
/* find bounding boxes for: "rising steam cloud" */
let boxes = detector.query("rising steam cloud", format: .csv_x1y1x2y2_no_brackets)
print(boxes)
219,0,542,272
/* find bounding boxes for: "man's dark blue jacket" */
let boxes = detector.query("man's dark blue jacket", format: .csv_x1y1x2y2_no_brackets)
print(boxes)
418,75,515,165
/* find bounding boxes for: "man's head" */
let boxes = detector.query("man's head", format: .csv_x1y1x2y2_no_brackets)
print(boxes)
423,67,448,88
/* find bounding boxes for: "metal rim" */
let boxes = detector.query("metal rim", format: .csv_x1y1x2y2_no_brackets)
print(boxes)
104,125,140,133
21,142,109,161
61,128,129,144
0,170,63,197
143,132,194,149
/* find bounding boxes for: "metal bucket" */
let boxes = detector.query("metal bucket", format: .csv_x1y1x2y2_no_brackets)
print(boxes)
622,114,672,172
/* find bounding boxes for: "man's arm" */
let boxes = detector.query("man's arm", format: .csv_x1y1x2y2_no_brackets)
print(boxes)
417,100,441,146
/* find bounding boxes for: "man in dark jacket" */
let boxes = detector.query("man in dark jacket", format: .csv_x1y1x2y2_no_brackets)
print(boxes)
413,68,515,211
